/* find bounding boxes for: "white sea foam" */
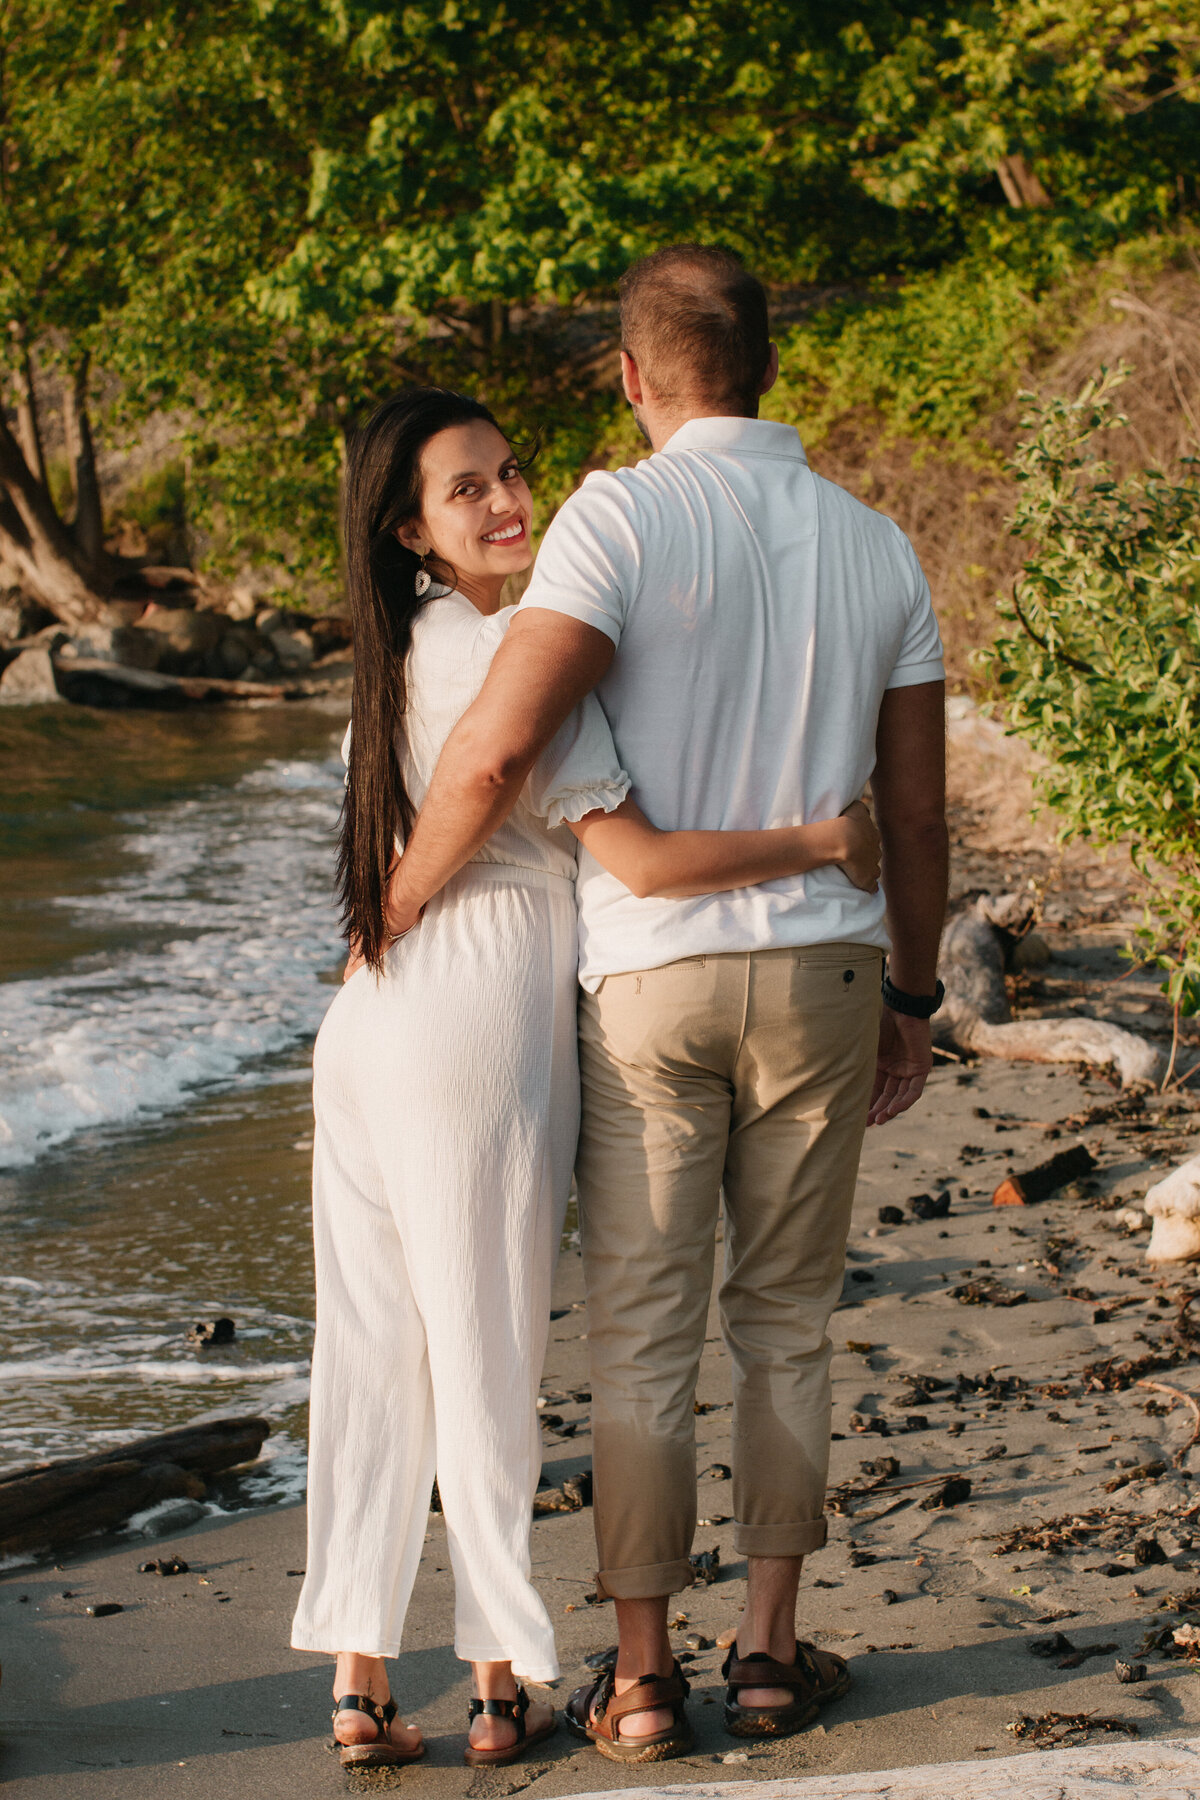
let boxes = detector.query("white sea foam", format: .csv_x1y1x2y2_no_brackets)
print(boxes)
0,1357,309,1385
0,751,345,1168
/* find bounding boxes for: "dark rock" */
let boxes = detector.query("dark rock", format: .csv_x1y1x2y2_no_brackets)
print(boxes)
185,1317,235,1346
1029,1632,1075,1658
919,1477,972,1511
585,1646,618,1671
215,632,253,679
1134,1537,1168,1567
268,626,314,673
700,1462,731,1481
562,1470,593,1509
1115,1659,1146,1684
849,1414,891,1436
690,1547,721,1585
983,1444,1008,1461
878,1206,905,1225
139,1555,188,1576
140,603,225,673
850,1269,875,1283
905,1415,930,1432
881,1589,899,1605
87,1603,124,1617
848,1550,878,1566
861,1456,900,1479
908,1192,951,1220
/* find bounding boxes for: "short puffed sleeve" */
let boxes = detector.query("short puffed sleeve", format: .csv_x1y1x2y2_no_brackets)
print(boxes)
525,694,631,828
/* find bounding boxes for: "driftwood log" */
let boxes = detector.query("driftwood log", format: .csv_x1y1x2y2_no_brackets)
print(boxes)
935,895,1164,1089
51,655,289,705
0,1416,270,1555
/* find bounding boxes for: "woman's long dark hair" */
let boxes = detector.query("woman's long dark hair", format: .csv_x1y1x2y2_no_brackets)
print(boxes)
337,386,501,969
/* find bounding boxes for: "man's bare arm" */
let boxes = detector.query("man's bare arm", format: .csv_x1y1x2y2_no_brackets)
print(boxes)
384,609,614,932
867,680,949,1125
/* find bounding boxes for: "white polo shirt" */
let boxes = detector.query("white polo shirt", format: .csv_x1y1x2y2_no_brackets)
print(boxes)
517,416,944,989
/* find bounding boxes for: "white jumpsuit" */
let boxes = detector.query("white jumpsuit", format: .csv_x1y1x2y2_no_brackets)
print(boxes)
291,592,628,1680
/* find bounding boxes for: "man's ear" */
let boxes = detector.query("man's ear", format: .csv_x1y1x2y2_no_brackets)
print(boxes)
620,349,645,406
759,342,780,397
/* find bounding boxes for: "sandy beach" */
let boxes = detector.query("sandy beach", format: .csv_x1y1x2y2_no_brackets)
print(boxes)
4,995,1200,1796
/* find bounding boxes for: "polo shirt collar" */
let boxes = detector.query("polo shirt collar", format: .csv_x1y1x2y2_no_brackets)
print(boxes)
659,415,807,461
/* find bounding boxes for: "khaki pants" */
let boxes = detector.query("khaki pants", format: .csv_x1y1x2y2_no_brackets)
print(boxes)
577,942,882,1600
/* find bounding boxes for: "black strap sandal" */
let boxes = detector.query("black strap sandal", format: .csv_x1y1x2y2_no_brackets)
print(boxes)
464,1683,557,1767
331,1692,425,1768
722,1639,851,1739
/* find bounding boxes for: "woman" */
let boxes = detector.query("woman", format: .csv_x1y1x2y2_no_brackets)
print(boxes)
291,388,880,1769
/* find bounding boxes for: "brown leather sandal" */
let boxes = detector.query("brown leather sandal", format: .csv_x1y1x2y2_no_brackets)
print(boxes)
331,1693,426,1768
463,1685,557,1767
565,1660,693,1764
722,1640,851,1738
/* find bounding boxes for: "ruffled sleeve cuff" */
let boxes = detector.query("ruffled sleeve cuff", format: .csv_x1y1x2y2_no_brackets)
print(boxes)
544,771,631,831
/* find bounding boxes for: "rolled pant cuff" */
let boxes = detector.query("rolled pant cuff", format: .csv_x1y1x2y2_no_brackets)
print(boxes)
595,1557,696,1601
733,1517,828,1559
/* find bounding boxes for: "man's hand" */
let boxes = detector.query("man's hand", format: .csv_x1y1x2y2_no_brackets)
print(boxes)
867,1007,933,1126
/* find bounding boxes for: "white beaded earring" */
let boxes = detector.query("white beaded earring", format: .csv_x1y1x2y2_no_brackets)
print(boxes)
414,552,431,597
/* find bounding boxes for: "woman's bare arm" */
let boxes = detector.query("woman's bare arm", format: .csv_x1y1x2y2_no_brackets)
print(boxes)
569,798,880,898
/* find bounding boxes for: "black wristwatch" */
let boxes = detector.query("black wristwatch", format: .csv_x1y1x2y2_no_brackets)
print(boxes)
881,966,944,1019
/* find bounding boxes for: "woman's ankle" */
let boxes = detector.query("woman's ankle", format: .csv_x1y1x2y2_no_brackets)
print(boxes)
471,1658,518,1699
334,1651,389,1700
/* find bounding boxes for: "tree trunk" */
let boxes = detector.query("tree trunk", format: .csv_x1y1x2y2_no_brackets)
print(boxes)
9,325,47,487
63,352,104,562
995,153,1052,209
0,407,109,624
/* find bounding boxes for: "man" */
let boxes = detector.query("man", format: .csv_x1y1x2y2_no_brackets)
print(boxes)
384,245,948,1761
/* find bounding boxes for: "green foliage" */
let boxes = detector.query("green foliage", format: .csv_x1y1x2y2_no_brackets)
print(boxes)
119,462,187,534
981,369,1200,1017
4,1,1199,591
767,256,1045,451
854,2,1200,246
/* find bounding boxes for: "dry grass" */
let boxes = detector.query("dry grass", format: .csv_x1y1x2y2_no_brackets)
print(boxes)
801,261,1200,689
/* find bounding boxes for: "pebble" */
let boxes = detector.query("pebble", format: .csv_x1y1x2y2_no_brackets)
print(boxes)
1115,1658,1147,1683
87,1603,123,1617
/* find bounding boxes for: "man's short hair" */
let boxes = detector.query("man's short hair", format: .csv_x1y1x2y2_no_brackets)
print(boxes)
618,245,770,414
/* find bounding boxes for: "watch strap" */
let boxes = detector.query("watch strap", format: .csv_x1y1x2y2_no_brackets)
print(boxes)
881,970,944,1019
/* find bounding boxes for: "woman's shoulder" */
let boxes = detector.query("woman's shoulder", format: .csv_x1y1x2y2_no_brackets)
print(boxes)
408,591,509,676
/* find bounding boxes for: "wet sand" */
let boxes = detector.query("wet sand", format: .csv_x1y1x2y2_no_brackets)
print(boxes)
4,1003,1200,1798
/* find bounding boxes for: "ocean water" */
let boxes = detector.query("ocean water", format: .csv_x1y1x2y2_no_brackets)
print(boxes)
0,701,349,1502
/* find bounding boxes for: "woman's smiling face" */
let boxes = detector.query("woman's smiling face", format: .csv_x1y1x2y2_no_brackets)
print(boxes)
399,419,533,612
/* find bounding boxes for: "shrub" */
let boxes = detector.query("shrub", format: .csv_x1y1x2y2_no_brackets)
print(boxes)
982,368,1200,1072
